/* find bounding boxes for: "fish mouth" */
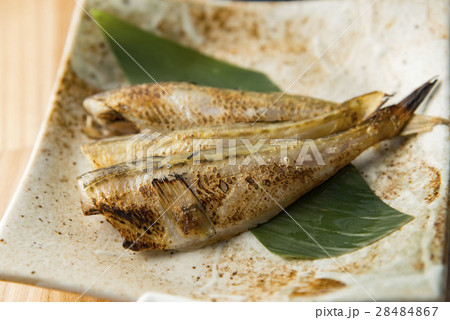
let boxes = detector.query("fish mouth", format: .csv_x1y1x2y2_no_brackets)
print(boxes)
83,95,110,120
83,93,139,137
83,91,129,124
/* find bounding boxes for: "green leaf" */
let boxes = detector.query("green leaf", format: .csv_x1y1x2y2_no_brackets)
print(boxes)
251,165,413,259
90,10,280,92
91,11,413,260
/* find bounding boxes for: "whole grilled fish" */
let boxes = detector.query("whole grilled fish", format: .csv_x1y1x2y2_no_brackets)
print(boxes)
81,91,385,168
77,79,436,251
83,81,387,135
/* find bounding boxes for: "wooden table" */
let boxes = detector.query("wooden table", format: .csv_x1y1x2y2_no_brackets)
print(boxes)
0,0,448,302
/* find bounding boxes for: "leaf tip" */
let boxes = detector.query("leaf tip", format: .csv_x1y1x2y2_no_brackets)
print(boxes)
89,8,106,22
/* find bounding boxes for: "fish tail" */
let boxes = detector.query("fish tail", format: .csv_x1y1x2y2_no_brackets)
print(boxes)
363,78,438,138
397,77,438,114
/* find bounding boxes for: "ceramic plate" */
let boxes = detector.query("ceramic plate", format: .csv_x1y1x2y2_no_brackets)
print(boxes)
0,0,448,301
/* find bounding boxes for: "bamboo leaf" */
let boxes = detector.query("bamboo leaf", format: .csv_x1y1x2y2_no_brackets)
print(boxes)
91,10,280,92
92,11,413,259
251,165,413,259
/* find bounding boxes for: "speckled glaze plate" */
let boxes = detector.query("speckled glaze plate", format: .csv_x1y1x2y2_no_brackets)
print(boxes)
0,0,448,301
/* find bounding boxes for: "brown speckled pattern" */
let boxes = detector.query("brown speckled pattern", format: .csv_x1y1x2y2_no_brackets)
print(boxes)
0,0,448,302
84,82,339,132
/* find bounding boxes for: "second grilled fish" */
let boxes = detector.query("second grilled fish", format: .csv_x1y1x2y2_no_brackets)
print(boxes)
83,81,387,134
81,90,385,168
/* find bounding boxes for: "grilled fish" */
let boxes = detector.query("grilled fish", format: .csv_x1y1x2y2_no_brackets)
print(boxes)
77,79,437,251
81,91,385,168
83,81,388,134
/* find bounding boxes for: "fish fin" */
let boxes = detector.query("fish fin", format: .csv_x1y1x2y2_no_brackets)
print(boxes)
152,176,216,240
340,91,389,121
401,114,449,136
374,93,395,112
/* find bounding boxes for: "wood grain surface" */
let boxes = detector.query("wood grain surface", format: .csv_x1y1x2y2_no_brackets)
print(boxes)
0,0,448,302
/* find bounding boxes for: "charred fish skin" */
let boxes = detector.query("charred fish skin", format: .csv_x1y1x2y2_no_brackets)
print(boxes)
83,81,387,133
81,90,387,168
77,79,437,251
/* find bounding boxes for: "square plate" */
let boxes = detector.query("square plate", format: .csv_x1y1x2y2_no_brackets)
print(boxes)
0,0,448,301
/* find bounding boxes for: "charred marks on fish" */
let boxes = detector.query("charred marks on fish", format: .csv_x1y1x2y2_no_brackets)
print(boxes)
153,176,216,240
